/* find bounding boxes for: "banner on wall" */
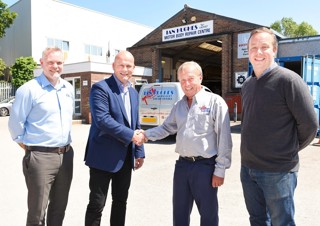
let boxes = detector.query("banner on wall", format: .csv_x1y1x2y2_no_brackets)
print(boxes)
238,33,250,59
162,20,214,42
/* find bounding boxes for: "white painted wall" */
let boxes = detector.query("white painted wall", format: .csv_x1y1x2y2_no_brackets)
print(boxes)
0,0,153,67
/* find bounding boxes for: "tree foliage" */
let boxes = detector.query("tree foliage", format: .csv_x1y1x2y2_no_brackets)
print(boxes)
0,57,5,78
271,17,318,38
0,1,17,38
11,56,37,88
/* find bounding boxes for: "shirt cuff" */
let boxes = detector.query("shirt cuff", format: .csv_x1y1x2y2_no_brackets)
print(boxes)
213,167,226,178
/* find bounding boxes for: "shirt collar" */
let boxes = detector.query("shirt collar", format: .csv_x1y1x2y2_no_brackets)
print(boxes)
253,62,278,79
113,74,132,92
183,88,206,104
38,73,64,89
194,88,206,102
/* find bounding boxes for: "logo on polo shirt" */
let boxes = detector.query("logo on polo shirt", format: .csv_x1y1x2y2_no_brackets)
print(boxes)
199,105,210,113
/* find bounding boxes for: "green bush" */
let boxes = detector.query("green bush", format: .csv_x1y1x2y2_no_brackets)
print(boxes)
11,56,37,88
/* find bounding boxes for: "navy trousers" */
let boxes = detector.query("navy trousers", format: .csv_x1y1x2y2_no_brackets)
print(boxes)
173,156,218,226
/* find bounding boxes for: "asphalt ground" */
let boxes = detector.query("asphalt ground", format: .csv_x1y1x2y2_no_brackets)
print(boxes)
1,116,320,225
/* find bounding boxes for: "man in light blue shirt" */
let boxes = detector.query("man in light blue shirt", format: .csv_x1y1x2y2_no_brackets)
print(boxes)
8,47,74,226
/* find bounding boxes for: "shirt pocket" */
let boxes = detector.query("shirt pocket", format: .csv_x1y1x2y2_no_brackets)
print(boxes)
194,113,210,132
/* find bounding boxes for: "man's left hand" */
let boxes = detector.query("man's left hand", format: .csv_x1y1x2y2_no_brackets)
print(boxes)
135,158,144,170
212,175,224,188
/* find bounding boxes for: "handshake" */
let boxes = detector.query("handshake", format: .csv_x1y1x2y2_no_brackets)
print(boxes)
132,129,148,146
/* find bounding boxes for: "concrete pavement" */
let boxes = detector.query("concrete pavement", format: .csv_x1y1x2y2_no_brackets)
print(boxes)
1,116,320,225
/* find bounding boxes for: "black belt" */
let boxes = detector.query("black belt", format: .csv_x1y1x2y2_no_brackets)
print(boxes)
180,155,217,162
180,156,206,162
26,144,70,154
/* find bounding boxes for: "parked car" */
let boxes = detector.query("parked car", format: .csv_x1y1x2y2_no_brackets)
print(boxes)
0,97,15,117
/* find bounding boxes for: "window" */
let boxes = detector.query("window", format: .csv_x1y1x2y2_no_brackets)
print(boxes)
47,38,69,51
84,44,103,56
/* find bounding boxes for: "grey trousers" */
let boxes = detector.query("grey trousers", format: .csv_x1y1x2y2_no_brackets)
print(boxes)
23,147,74,226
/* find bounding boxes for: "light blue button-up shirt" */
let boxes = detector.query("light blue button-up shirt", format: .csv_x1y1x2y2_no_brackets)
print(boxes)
113,74,132,125
8,73,74,147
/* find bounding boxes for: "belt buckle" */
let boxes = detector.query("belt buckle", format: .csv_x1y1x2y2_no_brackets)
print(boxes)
188,156,196,162
57,147,65,154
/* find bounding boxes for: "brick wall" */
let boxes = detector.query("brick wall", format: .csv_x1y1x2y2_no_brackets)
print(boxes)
129,7,262,99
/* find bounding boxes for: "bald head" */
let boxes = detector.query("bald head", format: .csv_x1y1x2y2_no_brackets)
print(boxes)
112,50,135,85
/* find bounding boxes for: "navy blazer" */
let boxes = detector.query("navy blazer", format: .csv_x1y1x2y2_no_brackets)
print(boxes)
84,75,145,173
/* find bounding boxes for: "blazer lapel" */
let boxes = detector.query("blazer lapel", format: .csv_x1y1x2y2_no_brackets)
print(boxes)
108,76,130,125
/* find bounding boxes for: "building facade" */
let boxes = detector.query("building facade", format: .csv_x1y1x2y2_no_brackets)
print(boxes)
128,5,320,119
1,2,320,122
129,5,265,117
0,0,154,122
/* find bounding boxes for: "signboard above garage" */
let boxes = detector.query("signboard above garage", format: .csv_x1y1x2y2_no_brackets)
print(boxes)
162,20,214,42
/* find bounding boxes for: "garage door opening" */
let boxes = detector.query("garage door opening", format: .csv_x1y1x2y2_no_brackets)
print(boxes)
159,39,223,95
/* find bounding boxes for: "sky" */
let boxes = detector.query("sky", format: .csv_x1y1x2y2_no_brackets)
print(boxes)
3,0,320,33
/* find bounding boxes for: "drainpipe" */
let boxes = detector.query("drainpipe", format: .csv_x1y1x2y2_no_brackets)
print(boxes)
233,102,237,122
158,49,163,82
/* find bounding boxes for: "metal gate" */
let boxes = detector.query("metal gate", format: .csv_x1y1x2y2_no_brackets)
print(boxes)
0,81,16,101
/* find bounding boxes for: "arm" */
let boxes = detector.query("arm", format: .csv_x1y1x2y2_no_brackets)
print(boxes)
144,104,178,141
8,85,33,144
212,97,233,179
286,77,318,150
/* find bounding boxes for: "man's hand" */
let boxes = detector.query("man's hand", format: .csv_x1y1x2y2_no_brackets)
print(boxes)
139,129,148,142
18,143,26,151
212,175,224,188
135,158,144,170
132,130,146,146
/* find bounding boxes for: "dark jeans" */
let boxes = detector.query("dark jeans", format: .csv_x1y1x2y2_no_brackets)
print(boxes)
85,155,132,226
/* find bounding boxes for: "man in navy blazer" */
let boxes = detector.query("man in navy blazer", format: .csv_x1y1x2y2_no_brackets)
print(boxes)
84,51,145,226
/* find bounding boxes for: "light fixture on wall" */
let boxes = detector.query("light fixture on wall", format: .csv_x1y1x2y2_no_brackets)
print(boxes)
182,15,196,24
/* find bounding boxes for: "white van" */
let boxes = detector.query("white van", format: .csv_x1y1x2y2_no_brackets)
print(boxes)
139,82,183,129
138,82,211,128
